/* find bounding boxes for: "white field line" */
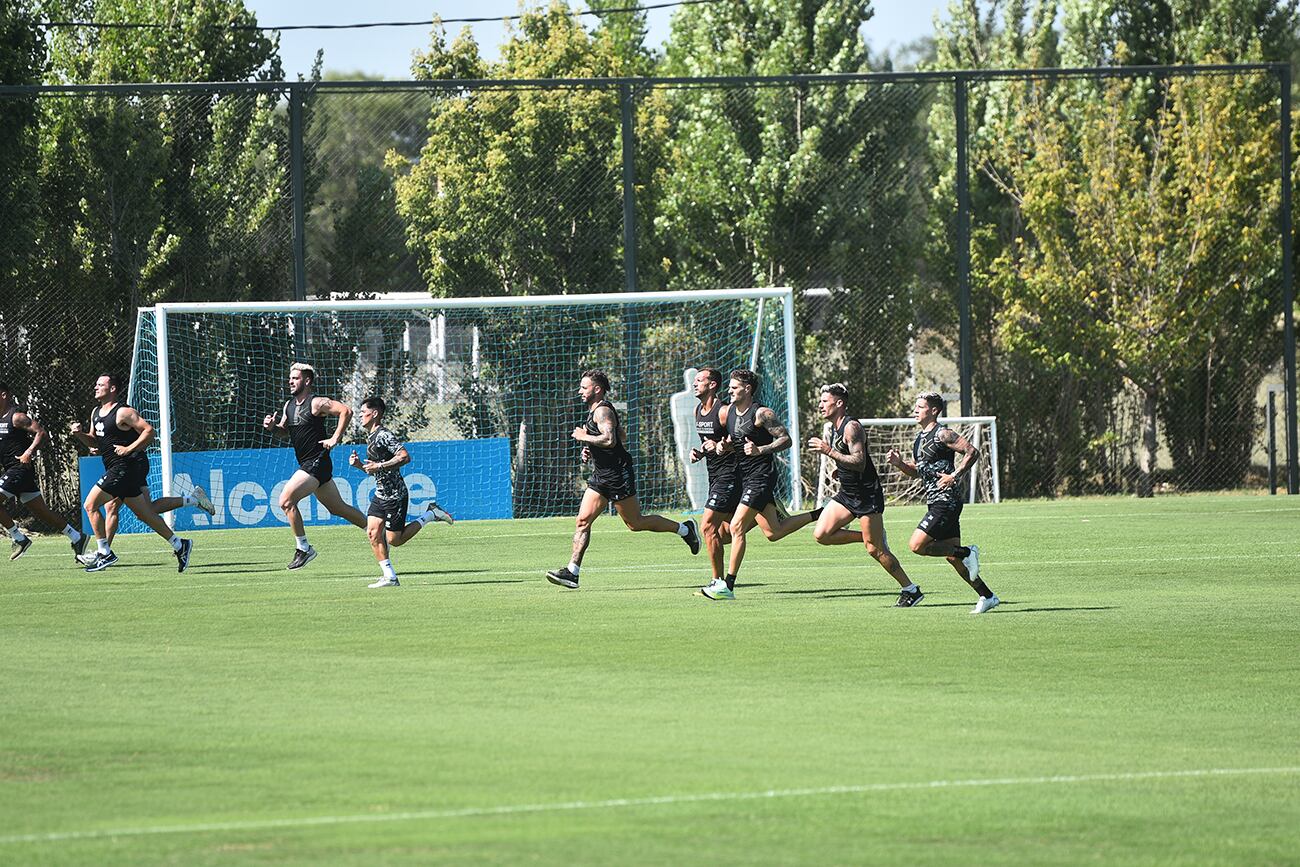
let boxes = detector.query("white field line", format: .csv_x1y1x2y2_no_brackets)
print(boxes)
1,766,1296,846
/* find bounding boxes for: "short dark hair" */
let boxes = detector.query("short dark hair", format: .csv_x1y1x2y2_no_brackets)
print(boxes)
582,369,611,394
0,382,11,396
821,382,848,399
362,396,386,417
730,369,758,394
918,391,946,413
700,367,723,387
98,373,124,393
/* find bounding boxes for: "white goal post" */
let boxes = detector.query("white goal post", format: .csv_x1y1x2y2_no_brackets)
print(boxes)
126,287,803,530
816,415,1001,506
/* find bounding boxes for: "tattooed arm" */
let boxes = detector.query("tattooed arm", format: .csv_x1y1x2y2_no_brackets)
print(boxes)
748,407,792,455
936,427,980,490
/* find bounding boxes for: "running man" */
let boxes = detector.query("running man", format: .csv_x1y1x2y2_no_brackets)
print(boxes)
806,383,921,606
0,382,89,562
692,368,836,600
70,374,193,573
886,391,1000,614
76,480,215,566
546,370,699,589
262,363,367,569
699,368,806,601
349,397,455,588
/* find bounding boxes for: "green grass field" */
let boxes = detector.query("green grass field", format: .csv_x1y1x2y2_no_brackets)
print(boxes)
2,494,1298,865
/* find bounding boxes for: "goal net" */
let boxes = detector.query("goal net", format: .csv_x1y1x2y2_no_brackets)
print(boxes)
816,416,1001,507
125,289,801,532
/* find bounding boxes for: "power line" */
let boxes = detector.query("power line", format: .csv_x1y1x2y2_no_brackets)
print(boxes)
40,0,725,32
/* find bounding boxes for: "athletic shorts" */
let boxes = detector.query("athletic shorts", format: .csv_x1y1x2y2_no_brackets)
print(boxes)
96,458,149,499
298,453,333,485
0,463,40,500
738,471,777,510
918,500,963,540
588,465,636,503
832,485,885,518
368,493,410,533
705,475,741,514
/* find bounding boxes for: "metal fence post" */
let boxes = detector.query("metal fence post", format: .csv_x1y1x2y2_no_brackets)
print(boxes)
289,83,307,303
1281,66,1298,494
955,73,973,417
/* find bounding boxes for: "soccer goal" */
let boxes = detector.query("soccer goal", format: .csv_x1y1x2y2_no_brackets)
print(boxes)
815,416,1001,507
123,288,802,532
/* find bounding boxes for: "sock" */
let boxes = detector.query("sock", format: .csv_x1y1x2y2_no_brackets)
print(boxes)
62,525,82,542
181,493,197,507
676,522,689,537
97,539,111,555
295,535,310,552
971,579,994,598
953,546,971,559
724,572,737,590
567,561,580,577
379,559,397,579
901,583,918,593
809,507,823,520
168,535,182,552
9,526,28,543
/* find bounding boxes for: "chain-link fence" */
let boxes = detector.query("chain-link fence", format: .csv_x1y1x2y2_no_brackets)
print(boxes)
0,65,1295,524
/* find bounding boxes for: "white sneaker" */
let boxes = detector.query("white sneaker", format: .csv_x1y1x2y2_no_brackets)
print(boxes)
696,578,735,601
962,544,980,581
971,594,1000,614
368,576,400,588
426,501,455,525
192,485,216,516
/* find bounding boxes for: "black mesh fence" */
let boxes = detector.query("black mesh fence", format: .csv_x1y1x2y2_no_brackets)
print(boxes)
0,66,1294,523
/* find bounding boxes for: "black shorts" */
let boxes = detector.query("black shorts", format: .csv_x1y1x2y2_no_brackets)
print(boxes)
832,485,885,518
298,453,333,485
0,464,40,499
588,465,636,503
918,500,963,540
368,493,410,533
738,471,777,510
705,476,741,514
96,458,149,499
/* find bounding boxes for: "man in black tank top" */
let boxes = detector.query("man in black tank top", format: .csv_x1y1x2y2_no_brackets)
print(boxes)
69,373,194,574
545,369,700,590
0,383,89,563
262,363,368,570
887,391,1001,614
698,368,833,601
805,383,919,604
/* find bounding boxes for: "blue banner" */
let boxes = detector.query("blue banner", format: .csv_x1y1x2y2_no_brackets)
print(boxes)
78,438,513,534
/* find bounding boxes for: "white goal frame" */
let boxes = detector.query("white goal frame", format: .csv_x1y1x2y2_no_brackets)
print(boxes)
816,415,1001,506
132,287,803,510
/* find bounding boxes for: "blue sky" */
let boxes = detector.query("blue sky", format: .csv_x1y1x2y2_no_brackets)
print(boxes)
245,0,950,79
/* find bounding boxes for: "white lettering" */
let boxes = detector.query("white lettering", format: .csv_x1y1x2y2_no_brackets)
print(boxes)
406,474,437,513
322,477,353,519
228,481,268,525
270,480,289,523
209,468,225,525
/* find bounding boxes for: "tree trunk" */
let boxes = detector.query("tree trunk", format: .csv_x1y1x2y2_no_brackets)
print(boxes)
1138,387,1158,498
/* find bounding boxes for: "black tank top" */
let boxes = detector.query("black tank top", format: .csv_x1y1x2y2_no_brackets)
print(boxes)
94,403,143,467
284,396,328,464
829,416,879,498
585,399,633,471
913,423,959,505
727,403,774,478
695,399,736,482
0,405,35,468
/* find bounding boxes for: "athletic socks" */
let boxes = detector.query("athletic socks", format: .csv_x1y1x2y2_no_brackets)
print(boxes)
953,546,971,559
97,539,111,555
181,493,197,507
900,583,919,593
724,572,737,590
676,522,690,537
809,507,823,521
379,559,397,579
61,525,82,542
567,562,581,577
9,526,28,543
971,579,995,598
416,512,434,527
295,535,310,552
168,535,183,552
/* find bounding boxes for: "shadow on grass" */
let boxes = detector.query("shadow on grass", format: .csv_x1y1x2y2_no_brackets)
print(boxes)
771,587,897,597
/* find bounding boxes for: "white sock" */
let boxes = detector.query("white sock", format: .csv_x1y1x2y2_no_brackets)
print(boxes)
901,583,918,593
181,493,197,507
676,522,690,537
62,525,82,542
379,559,397,579
9,526,28,543
168,535,182,552
97,539,111,555
416,512,434,527
295,535,310,552
567,562,580,576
